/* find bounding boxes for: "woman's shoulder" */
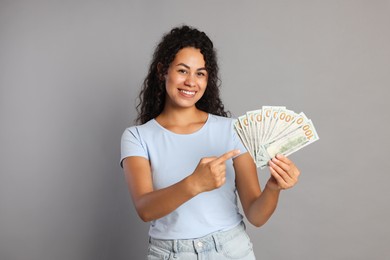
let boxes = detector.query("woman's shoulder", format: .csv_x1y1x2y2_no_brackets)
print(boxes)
208,114,236,129
208,113,235,123
122,119,159,137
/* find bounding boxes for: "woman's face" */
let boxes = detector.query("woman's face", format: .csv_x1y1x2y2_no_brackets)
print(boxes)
163,47,208,110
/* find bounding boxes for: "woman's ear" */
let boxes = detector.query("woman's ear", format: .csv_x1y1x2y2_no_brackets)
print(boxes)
157,62,165,81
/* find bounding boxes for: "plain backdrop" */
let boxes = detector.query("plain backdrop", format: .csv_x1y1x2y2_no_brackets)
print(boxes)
1,0,389,259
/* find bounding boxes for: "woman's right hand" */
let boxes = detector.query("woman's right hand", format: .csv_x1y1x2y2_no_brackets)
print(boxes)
190,149,240,193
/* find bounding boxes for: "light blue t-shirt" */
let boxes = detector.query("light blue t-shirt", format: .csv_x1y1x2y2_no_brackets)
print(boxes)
120,114,247,239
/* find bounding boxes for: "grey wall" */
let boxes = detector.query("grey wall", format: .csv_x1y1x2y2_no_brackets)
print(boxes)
1,0,389,259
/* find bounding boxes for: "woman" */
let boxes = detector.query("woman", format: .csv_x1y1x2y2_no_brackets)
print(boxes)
120,25,300,259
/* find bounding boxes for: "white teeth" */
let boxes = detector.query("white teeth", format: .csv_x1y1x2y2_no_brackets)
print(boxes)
180,90,195,96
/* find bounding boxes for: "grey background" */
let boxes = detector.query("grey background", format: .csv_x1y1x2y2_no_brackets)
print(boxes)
1,0,389,259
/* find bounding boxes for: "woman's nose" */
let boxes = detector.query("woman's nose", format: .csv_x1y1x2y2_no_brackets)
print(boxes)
184,74,196,87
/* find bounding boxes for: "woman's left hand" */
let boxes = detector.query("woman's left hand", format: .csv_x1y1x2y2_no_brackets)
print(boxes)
266,154,300,191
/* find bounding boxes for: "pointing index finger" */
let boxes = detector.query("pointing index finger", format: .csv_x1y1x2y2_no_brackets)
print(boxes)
214,149,241,164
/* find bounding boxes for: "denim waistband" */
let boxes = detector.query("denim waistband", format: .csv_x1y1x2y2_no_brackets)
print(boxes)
149,222,246,254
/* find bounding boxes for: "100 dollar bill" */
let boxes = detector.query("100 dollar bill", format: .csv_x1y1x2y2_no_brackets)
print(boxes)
235,106,319,169
257,119,319,168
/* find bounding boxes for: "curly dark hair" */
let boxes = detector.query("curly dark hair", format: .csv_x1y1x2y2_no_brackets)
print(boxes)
136,25,230,124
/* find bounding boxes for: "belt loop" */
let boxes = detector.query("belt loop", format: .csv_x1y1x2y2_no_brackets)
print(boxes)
212,234,221,253
173,239,178,257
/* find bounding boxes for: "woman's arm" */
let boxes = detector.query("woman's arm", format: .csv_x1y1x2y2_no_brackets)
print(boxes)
123,156,196,222
123,150,240,222
234,153,300,227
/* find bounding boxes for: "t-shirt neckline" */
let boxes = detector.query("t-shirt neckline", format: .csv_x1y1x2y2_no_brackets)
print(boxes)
152,113,211,136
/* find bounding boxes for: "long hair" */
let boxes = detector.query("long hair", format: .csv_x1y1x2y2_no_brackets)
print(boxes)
136,25,229,124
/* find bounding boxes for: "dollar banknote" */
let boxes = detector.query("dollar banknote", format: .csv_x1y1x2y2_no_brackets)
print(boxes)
234,106,319,169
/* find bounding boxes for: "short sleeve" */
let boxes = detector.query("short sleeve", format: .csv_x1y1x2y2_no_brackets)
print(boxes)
120,127,149,168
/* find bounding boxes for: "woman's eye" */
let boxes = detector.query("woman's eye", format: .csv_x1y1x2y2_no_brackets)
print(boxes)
178,69,187,74
197,72,206,77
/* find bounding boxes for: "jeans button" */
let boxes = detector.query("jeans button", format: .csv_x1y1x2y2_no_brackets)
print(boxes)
197,241,203,247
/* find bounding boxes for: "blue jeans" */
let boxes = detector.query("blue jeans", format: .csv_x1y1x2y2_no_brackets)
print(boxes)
147,222,256,259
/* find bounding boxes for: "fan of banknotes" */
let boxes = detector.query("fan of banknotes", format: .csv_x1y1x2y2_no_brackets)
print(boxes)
234,106,319,169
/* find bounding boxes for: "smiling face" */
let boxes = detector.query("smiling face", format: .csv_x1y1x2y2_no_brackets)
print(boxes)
163,47,208,110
